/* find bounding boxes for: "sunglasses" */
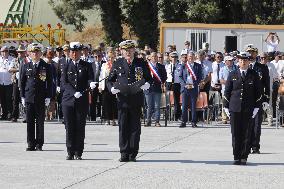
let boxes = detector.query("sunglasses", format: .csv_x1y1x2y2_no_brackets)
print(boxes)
216,56,222,58
158,57,163,58
260,57,267,59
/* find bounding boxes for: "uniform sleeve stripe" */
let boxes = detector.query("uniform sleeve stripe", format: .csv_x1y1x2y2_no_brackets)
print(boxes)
224,96,229,102
256,95,262,102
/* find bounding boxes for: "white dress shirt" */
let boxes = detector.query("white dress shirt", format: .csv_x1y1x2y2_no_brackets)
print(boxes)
211,61,224,87
0,56,15,85
271,60,284,79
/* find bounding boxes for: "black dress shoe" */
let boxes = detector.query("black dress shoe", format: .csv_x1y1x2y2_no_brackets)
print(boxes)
119,156,129,162
252,149,260,154
26,147,35,151
240,159,247,165
22,120,27,123
66,155,74,160
75,155,82,160
36,146,42,151
179,123,186,128
11,118,17,122
129,157,136,162
191,123,197,128
233,160,240,165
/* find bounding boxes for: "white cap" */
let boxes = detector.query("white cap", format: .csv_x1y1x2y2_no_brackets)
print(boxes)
70,42,81,50
224,56,234,61
180,49,188,56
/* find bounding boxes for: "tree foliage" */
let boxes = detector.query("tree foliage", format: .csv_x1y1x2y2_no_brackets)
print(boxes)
49,0,284,49
123,0,159,49
159,0,189,22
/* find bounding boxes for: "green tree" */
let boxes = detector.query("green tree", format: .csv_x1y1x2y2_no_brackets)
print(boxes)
49,0,123,45
159,0,189,22
187,0,222,23
123,0,159,50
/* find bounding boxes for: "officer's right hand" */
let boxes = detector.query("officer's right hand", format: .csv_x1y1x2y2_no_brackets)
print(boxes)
111,87,120,94
223,108,230,118
74,92,82,98
21,98,25,107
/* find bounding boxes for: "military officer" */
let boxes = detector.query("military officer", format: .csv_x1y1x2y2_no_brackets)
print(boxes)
223,52,262,165
107,40,152,162
246,45,270,154
20,43,52,151
81,44,95,64
61,42,96,160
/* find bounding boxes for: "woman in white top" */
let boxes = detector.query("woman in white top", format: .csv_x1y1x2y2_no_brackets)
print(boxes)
98,47,117,125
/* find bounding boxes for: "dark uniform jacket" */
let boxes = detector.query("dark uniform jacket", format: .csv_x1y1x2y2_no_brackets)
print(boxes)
223,69,262,112
20,59,52,103
107,57,152,108
61,59,94,106
146,62,167,94
251,61,270,103
56,57,67,90
179,62,203,93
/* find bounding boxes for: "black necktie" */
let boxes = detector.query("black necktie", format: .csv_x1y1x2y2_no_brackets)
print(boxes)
242,71,245,79
172,64,176,83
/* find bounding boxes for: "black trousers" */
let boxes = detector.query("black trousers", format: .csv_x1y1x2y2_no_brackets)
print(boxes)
0,84,13,119
230,111,253,160
26,102,45,148
56,93,63,119
12,82,20,119
172,83,181,120
62,102,88,156
251,109,263,151
272,81,279,118
118,106,141,157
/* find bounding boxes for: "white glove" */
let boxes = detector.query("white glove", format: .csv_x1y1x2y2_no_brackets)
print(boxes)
252,108,259,118
56,86,60,93
140,82,150,90
223,108,230,118
262,102,269,111
16,72,20,79
21,97,25,107
74,92,82,98
45,98,50,106
111,87,120,94
90,82,98,89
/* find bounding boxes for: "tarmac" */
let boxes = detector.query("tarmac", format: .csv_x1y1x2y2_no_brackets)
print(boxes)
0,120,284,189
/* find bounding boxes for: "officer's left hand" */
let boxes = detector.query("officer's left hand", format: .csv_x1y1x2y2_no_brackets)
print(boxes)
252,108,259,118
140,82,150,90
262,102,269,111
90,82,98,89
45,98,50,107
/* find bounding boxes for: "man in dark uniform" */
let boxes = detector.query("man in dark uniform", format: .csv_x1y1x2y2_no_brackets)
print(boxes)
61,42,95,160
55,46,67,120
20,43,52,151
246,45,270,154
223,52,262,165
107,40,152,162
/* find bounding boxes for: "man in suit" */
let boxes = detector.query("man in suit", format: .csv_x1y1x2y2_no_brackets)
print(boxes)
223,52,262,165
61,42,96,160
107,40,152,162
179,51,202,128
89,50,105,121
165,51,183,120
20,43,52,151
145,52,167,127
246,45,270,154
